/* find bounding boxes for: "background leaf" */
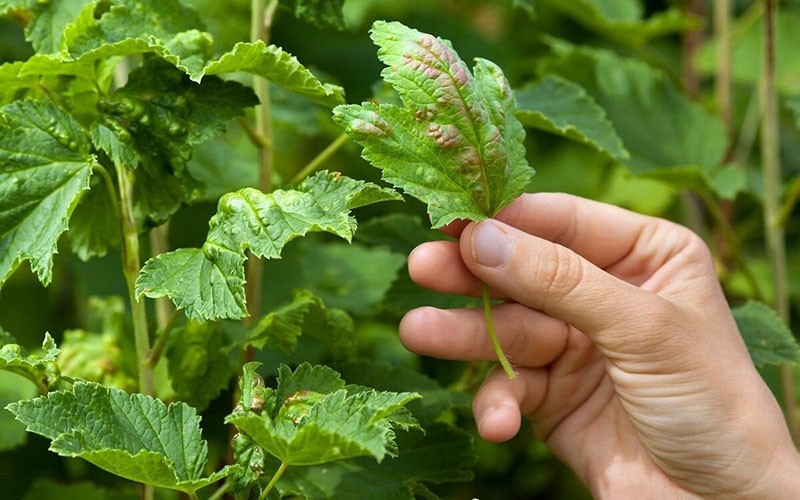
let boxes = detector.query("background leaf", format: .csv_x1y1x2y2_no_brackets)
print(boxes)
333,21,534,228
0,331,60,393
165,321,233,411
279,0,346,30
246,289,355,357
516,75,628,161
538,40,730,198
733,301,800,367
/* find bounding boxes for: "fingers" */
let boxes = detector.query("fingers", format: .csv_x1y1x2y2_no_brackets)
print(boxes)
472,366,547,442
408,241,484,296
399,303,569,367
460,219,669,346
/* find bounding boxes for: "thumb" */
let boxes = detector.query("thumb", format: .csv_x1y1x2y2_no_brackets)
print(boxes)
460,219,675,354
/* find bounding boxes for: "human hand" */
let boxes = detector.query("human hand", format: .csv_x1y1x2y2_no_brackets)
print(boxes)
400,193,800,498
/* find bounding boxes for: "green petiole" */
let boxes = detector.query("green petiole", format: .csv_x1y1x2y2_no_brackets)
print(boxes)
482,284,516,379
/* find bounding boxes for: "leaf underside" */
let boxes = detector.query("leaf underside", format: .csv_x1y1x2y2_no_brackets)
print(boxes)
333,21,534,228
734,301,800,368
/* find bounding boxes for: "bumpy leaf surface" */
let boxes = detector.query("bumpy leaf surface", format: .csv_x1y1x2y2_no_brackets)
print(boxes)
734,301,800,367
136,171,400,321
203,41,344,106
516,75,628,160
0,100,95,287
246,289,354,356
333,21,534,228
7,381,235,493
226,363,420,467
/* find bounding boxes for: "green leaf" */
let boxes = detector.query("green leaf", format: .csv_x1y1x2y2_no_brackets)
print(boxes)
226,362,421,466
539,40,727,192
97,57,256,225
7,381,235,493
165,321,233,411
58,296,137,391
100,57,258,175
542,0,697,46
25,0,87,53
333,21,534,228
279,0,345,30
277,423,475,499
201,41,345,106
733,301,800,368
63,0,212,78
68,173,120,260
516,75,628,160
0,100,95,287
246,289,355,357
0,371,37,452
0,331,60,393
136,171,400,321
337,361,471,423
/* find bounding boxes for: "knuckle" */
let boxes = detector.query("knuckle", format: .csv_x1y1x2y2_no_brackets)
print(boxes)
533,244,585,311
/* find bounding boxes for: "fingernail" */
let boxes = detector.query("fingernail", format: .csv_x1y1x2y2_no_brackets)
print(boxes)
471,220,512,267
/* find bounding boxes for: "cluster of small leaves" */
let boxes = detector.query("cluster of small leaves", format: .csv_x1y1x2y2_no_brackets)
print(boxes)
227,363,420,492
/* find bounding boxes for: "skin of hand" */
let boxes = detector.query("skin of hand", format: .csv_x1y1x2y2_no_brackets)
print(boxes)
399,193,800,499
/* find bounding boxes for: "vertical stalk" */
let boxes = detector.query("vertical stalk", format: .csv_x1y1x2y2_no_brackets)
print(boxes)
149,222,173,331
761,0,798,442
117,165,153,398
715,0,733,138
244,0,278,328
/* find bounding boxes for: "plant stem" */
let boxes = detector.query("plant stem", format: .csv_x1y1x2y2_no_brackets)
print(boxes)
92,164,121,220
149,222,173,331
116,165,153,398
714,0,733,140
259,461,288,500
147,308,181,367
244,0,278,330
290,133,349,186
206,481,230,500
483,284,515,379
761,0,798,443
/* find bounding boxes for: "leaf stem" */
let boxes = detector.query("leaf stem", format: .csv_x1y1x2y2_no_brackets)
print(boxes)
205,481,230,500
149,222,173,331
259,461,288,500
245,0,279,329
290,133,349,186
146,308,181,368
483,284,515,379
92,164,121,221
761,0,798,443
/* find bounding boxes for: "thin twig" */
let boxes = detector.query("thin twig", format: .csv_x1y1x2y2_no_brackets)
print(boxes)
289,133,349,186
